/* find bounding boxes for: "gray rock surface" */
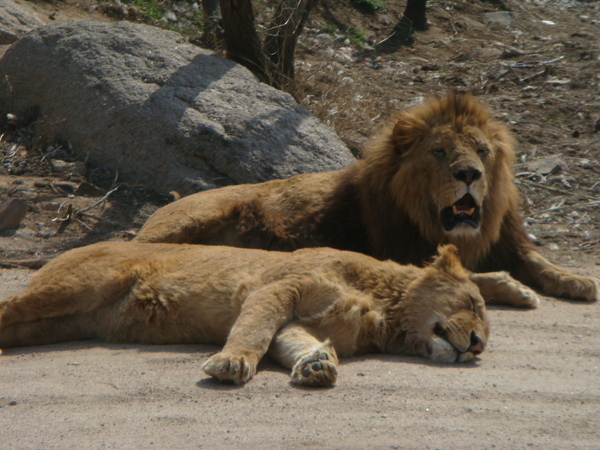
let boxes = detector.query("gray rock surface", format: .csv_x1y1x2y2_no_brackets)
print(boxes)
0,20,355,194
0,0,45,44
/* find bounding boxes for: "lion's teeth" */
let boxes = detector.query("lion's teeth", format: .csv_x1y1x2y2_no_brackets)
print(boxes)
452,205,475,216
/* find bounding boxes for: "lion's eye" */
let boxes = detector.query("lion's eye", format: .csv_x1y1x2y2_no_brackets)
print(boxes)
476,146,488,159
432,147,446,158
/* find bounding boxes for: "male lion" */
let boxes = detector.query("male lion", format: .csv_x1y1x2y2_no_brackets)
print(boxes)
0,243,488,386
136,91,599,305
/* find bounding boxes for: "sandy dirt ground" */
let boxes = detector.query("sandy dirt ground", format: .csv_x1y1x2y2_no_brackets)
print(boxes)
1,262,599,448
1,0,600,447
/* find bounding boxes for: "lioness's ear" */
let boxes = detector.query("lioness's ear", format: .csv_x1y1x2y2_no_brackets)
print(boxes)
431,244,466,278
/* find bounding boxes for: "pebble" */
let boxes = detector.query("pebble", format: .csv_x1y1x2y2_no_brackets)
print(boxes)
0,198,28,231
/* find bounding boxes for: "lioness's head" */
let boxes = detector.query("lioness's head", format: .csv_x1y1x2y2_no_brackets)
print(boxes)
390,245,490,363
363,91,517,251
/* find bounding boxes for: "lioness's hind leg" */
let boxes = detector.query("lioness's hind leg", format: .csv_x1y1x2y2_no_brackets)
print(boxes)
470,271,540,308
269,323,339,387
291,345,338,387
0,313,95,349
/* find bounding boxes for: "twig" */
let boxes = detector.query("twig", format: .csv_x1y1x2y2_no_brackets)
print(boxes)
78,212,126,229
524,201,600,218
516,179,598,202
579,239,600,249
76,187,119,215
516,179,570,196
74,217,93,231
51,203,73,223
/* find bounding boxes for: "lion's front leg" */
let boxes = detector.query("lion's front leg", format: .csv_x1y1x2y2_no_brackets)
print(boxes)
269,323,339,387
202,281,297,385
469,271,540,308
522,250,600,302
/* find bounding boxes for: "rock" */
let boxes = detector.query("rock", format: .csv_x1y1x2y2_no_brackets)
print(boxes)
51,160,87,177
500,47,525,59
74,182,106,197
313,33,335,48
485,12,513,28
462,18,485,30
0,0,45,45
0,21,355,195
526,155,565,176
0,198,28,231
489,65,513,80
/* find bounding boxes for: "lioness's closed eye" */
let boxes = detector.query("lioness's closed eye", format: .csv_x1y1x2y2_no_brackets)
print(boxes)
0,243,488,387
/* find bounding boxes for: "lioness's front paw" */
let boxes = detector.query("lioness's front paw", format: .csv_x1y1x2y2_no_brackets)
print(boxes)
510,283,541,309
291,350,337,387
202,352,258,385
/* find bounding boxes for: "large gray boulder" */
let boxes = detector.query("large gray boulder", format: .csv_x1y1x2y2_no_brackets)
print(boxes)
0,20,355,194
0,0,45,45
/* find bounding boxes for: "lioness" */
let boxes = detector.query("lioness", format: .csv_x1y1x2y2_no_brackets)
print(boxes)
0,243,488,386
136,91,599,304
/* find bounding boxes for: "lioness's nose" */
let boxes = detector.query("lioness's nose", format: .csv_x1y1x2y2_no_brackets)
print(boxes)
454,168,482,186
468,330,484,354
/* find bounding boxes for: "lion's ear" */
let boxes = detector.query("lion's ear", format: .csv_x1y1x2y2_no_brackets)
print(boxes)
391,111,429,151
431,244,467,278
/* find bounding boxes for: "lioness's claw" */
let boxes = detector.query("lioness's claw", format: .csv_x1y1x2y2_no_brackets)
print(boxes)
292,350,337,387
202,352,257,385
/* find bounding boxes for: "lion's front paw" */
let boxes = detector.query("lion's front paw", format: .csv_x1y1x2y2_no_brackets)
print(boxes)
202,352,258,385
291,350,338,387
548,273,600,303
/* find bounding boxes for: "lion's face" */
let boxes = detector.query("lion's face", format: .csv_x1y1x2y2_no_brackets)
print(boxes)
364,92,516,258
419,123,492,236
396,245,490,363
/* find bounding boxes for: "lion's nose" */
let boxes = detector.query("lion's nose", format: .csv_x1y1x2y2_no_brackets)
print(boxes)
454,168,482,186
468,330,484,354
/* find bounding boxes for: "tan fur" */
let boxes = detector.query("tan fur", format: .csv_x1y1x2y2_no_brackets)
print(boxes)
0,243,488,387
136,92,598,304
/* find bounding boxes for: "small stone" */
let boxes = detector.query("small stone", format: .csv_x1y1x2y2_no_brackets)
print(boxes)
501,47,525,59
0,198,27,231
526,155,565,175
6,113,18,125
485,12,513,28
74,181,106,197
51,160,87,176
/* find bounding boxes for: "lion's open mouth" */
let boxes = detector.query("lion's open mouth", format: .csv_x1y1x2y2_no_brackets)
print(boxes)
440,194,480,231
